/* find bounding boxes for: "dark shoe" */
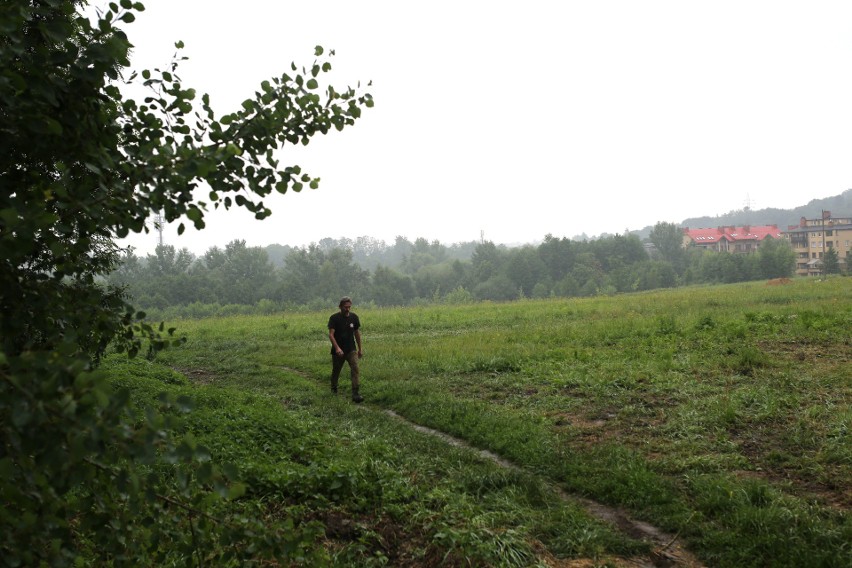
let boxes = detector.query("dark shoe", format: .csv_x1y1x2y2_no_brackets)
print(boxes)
352,392,364,403
331,387,338,394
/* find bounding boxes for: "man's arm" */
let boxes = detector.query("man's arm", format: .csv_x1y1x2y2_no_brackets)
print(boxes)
329,328,343,356
355,329,363,358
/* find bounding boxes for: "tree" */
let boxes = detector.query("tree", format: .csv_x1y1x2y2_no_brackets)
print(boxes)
695,251,759,284
633,260,678,290
412,260,467,299
504,246,547,298
277,245,369,305
473,274,518,301
569,252,606,296
757,237,795,279
589,233,647,271
135,244,200,306
400,237,447,274
470,240,504,282
277,244,326,304
316,247,371,302
215,239,277,304
370,264,415,305
649,222,685,269
823,246,840,275
0,1,372,564
537,234,576,282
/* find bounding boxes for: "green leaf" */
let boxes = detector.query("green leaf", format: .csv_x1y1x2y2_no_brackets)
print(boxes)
314,45,324,56
228,483,247,499
186,207,203,223
306,78,318,90
120,12,135,23
0,458,14,479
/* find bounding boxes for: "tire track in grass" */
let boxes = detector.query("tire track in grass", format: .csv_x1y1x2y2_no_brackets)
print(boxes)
381,409,705,568
281,366,705,567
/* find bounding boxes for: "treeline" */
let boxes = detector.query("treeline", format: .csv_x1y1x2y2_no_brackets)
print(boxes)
108,224,798,316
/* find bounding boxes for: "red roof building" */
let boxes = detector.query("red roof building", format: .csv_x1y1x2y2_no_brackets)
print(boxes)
681,225,783,253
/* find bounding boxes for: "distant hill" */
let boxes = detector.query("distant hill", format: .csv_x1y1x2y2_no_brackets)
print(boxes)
681,189,852,230
629,189,851,239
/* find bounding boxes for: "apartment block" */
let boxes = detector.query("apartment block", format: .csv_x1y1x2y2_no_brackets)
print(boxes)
783,211,852,276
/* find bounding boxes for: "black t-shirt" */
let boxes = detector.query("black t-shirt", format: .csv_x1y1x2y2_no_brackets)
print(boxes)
328,312,360,354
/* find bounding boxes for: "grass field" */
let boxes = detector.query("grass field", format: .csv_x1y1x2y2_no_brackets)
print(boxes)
105,277,851,566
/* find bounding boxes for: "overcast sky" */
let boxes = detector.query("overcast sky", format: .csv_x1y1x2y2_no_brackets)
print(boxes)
111,0,852,256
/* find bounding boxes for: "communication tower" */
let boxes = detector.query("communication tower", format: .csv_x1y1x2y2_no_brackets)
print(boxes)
152,211,165,248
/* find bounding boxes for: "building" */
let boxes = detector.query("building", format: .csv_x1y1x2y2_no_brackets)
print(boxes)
783,211,852,276
682,225,783,254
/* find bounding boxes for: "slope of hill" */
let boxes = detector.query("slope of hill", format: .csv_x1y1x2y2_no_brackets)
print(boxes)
681,189,852,231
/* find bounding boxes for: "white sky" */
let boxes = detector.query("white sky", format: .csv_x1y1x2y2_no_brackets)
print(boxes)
111,0,852,256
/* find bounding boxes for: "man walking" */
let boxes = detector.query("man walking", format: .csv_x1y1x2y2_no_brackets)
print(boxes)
327,296,364,402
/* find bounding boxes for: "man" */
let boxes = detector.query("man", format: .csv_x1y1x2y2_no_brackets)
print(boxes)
327,296,364,402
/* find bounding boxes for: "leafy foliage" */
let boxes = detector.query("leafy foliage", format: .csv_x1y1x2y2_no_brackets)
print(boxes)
0,0,371,564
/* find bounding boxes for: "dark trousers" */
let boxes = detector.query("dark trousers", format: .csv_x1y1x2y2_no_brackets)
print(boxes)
331,351,360,390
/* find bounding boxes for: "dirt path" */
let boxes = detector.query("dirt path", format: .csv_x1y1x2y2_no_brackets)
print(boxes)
382,410,705,568
272,366,706,566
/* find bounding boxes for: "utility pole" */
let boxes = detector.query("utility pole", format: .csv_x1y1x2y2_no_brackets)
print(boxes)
821,210,826,276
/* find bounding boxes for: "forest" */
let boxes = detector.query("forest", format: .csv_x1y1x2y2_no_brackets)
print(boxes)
109,225,801,315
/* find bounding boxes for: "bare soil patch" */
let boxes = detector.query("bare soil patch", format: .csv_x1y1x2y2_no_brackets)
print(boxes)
176,367,217,385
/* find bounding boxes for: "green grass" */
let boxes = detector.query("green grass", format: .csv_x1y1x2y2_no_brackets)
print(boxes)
107,277,851,566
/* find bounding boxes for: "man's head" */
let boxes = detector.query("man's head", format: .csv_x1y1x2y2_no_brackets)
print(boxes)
339,296,352,314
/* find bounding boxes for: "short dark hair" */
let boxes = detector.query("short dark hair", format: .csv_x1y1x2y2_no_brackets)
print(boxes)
339,296,352,307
